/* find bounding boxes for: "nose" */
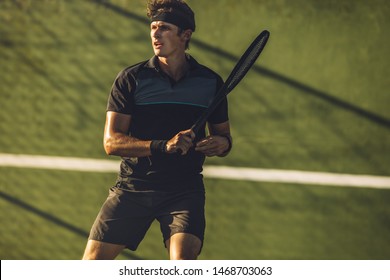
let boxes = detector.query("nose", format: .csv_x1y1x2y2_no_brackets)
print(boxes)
152,28,161,39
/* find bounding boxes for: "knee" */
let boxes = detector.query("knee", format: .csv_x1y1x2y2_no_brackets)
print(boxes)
171,251,199,260
82,242,100,260
82,240,124,260
169,245,200,260
82,252,96,260
168,233,202,260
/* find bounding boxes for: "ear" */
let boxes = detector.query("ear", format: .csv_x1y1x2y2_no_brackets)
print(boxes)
182,29,192,40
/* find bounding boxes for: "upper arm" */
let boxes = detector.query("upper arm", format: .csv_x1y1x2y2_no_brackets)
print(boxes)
104,111,132,142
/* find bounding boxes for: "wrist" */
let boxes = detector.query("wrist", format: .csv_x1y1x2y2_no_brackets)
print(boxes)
221,134,232,155
150,140,168,155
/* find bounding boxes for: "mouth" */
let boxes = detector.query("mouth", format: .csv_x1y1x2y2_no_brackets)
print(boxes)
154,41,163,48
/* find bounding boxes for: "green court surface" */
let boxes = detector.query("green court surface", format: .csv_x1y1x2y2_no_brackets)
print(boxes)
0,0,389,259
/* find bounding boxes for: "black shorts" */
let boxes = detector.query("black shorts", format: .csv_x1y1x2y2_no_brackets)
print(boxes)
88,186,206,251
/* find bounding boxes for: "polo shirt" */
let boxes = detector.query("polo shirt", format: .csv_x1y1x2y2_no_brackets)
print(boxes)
107,55,228,191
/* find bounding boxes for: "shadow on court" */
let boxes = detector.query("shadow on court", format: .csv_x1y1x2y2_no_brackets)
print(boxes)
0,190,143,260
91,0,390,129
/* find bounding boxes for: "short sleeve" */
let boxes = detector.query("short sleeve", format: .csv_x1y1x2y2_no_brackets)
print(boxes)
207,75,229,125
106,70,136,115
207,96,229,124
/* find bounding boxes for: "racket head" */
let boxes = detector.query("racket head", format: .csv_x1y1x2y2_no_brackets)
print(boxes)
224,30,270,93
191,30,270,134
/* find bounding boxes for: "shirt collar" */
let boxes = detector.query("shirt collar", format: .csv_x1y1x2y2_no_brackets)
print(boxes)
145,54,199,71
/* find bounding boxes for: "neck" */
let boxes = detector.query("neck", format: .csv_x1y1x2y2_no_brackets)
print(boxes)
158,54,189,82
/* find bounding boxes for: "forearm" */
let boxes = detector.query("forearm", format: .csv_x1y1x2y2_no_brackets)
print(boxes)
104,133,152,158
104,130,195,158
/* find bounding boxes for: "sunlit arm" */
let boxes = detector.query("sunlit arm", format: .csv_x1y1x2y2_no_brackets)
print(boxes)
103,111,152,157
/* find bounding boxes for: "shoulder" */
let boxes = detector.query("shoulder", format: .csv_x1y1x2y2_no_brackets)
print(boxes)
116,60,150,80
188,55,223,83
112,59,154,91
199,64,222,80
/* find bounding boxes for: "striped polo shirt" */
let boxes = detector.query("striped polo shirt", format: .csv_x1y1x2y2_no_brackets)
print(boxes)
107,55,228,191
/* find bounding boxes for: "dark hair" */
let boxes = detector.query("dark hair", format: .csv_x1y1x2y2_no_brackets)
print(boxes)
147,0,195,49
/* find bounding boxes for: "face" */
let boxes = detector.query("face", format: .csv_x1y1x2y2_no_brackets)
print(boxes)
150,21,187,58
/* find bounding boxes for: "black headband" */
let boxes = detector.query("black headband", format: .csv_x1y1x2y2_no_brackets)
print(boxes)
151,11,195,31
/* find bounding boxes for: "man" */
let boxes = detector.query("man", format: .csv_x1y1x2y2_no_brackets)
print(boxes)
82,0,232,260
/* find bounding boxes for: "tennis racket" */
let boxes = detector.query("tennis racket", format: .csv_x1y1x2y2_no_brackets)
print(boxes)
192,29,270,135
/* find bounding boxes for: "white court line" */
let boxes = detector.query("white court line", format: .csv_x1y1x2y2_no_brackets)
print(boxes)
203,166,390,189
0,153,390,189
0,153,120,173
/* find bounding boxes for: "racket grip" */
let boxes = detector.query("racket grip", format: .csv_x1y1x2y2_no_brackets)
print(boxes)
191,116,206,136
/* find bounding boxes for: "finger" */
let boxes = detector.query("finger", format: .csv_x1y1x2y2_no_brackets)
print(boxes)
179,134,194,145
183,136,194,145
184,129,195,140
195,144,216,153
196,137,212,147
195,142,209,151
181,129,195,140
198,141,219,151
179,145,191,155
178,140,194,155
204,149,218,157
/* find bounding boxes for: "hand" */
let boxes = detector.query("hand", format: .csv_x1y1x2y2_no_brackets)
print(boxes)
195,135,230,157
165,129,195,155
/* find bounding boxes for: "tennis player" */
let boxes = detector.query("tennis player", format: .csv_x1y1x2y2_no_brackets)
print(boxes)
82,0,232,260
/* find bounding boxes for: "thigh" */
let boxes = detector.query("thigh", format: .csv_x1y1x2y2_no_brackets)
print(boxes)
157,190,206,256
88,187,155,251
